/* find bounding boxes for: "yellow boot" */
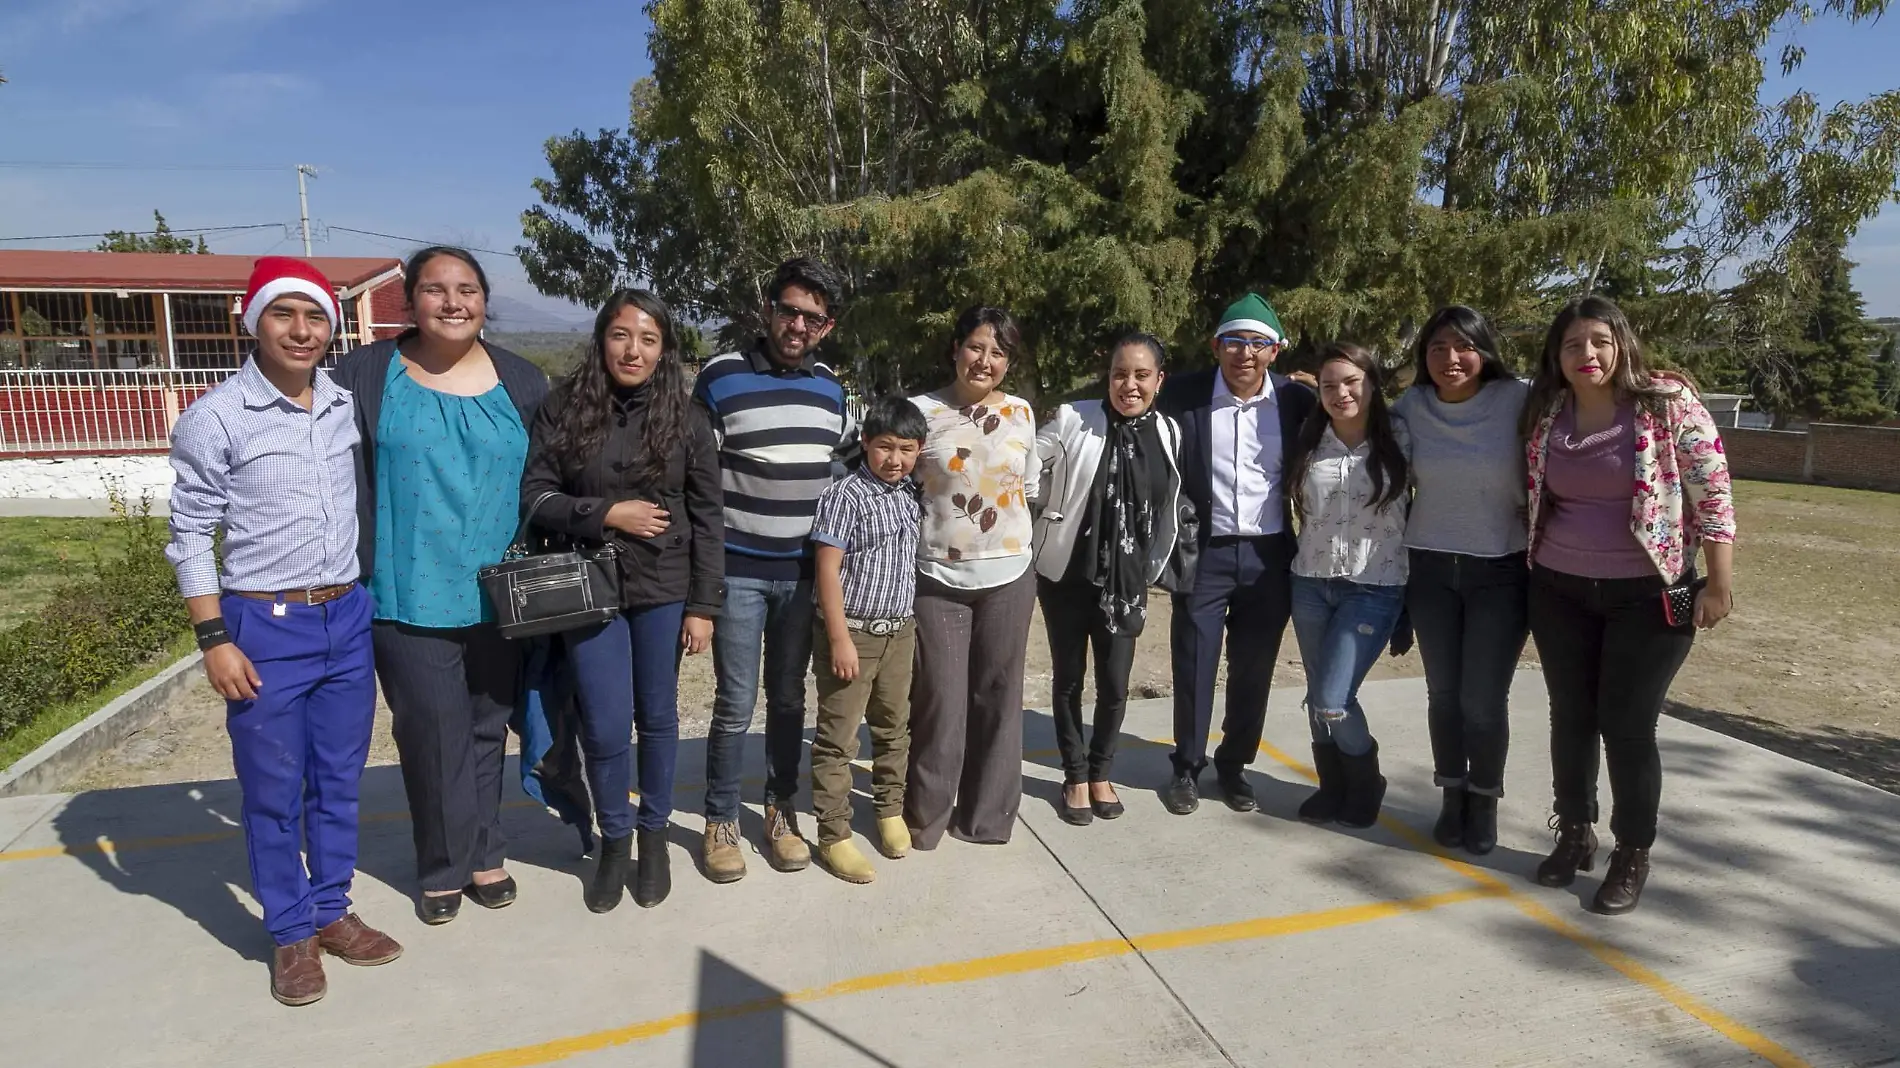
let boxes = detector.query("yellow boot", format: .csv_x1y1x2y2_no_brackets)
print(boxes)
818,838,876,884
876,816,911,860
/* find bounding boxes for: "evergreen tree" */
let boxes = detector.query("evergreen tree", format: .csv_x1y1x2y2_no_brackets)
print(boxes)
97,211,209,254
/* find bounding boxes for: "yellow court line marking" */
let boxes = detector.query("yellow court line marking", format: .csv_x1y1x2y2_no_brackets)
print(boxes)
1252,740,1811,1068
429,886,1504,1068
0,748,1068,864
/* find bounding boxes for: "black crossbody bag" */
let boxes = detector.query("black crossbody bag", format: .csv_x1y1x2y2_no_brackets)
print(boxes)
479,492,622,639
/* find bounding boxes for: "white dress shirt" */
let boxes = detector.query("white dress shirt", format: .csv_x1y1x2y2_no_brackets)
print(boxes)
1209,371,1284,536
1292,422,1413,584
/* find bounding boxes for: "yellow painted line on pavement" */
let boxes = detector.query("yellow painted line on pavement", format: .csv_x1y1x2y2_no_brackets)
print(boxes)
0,749,1068,864
429,885,1503,1068
1253,740,1812,1068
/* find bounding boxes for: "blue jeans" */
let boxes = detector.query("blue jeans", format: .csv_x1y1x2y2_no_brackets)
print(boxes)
705,575,814,821
566,602,685,837
1289,577,1405,757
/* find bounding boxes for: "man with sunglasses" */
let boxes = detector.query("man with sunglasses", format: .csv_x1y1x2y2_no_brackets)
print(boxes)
691,257,859,881
1155,293,1317,815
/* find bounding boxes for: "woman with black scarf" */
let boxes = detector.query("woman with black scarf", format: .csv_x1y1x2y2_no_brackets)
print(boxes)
1030,332,1190,825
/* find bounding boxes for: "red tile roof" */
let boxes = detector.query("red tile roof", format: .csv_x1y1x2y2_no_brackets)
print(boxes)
0,250,402,292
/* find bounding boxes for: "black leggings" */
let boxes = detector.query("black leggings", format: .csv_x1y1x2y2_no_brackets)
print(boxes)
1038,576,1138,784
1528,565,1695,850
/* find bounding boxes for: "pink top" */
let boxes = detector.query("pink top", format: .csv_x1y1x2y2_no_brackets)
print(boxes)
1533,402,1654,579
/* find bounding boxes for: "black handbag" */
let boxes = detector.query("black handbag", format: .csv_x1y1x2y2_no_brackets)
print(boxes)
479,492,622,640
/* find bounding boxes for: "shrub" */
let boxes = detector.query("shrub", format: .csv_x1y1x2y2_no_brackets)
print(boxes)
0,490,187,746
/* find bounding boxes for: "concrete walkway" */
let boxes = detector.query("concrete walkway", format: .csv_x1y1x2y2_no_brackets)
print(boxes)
1,673,1896,1067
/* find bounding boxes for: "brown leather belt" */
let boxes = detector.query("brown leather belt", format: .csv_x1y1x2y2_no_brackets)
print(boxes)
232,583,356,606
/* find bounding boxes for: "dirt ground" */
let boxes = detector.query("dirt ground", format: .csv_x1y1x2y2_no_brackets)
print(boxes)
65,479,1900,795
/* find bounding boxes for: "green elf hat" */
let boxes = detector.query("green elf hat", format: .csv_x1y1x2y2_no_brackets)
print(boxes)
1215,293,1285,344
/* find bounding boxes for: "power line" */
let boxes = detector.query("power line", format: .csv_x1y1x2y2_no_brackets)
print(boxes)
0,223,286,243
0,160,293,172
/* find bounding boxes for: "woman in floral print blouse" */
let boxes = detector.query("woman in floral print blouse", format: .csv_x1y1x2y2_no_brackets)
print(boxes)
904,306,1041,848
1519,295,1736,917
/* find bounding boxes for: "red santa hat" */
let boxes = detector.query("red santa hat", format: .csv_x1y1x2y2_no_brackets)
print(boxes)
240,256,341,336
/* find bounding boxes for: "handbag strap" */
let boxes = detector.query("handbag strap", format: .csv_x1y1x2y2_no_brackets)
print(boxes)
506,491,564,558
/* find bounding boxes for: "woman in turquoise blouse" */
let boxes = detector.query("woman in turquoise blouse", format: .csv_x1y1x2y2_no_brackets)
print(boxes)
334,247,548,925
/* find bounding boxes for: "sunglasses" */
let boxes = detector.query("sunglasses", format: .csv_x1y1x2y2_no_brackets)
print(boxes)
772,301,834,330
1217,335,1278,355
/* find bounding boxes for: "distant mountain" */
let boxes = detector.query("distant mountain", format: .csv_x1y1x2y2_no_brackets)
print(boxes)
487,295,592,333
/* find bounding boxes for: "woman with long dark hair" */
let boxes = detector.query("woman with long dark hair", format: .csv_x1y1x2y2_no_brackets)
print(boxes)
1390,306,1530,856
1030,331,1189,825
1286,343,1412,828
905,306,1041,848
1522,296,1734,915
333,247,546,924
520,289,724,913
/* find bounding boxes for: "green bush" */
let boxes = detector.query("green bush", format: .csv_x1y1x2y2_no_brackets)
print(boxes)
0,491,187,746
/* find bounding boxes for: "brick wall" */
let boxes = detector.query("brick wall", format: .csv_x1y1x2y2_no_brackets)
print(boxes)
367,276,407,340
1722,424,1900,493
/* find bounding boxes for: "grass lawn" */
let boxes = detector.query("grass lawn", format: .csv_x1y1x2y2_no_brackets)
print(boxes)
0,516,163,629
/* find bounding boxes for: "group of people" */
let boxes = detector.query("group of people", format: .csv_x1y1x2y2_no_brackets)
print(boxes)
166,250,1735,1007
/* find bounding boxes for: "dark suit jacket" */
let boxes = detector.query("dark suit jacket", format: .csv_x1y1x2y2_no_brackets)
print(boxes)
1156,367,1318,545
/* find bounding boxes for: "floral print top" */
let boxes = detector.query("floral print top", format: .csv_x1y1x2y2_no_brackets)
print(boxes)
1525,377,1737,583
911,391,1039,589
1293,421,1413,585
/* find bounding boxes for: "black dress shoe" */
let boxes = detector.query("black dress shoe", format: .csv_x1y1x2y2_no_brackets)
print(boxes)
464,876,517,909
1090,784,1125,821
1216,768,1258,813
418,892,462,926
1161,772,1200,815
1059,801,1094,826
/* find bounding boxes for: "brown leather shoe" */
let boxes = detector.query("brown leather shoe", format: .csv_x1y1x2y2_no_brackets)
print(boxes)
317,913,403,966
1592,845,1651,915
271,937,326,1006
763,803,811,872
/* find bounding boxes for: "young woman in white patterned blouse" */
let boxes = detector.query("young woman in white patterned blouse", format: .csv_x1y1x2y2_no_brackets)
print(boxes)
1285,343,1413,829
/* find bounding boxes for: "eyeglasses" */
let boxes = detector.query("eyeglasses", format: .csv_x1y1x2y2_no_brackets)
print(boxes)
1217,335,1278,355
772,301,834,330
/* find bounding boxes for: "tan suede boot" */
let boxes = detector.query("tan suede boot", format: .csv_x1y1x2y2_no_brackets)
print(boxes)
702,820,746,884
876,816,911,859
763,804,811,872
818,838,876,884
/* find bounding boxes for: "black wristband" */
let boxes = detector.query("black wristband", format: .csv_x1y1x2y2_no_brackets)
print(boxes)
193,619,232,651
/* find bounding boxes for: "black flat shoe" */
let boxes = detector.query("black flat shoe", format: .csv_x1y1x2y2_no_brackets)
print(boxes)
418,892,462,926
1090,785,1125,820
464,876,517,909
1059,802,1094,826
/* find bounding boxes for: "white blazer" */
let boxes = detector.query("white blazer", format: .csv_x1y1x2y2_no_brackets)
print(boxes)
1030,399,1188,586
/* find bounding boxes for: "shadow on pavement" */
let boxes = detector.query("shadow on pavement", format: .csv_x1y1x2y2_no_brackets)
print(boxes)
690,950,903,1067
1665,698,1900,795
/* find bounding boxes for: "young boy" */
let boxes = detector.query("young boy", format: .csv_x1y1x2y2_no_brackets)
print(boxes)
807,397,928,883
166,257,399,1005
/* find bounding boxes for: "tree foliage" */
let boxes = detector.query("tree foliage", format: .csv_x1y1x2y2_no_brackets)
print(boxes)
522,0,1899,405
96,211,210,255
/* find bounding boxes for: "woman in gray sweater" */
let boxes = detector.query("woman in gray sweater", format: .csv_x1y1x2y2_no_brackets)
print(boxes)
1391,306,1530,856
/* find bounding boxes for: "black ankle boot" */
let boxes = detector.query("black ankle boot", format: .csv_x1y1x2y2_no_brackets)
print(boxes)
1534,816,1599,888
1592,844,1650,914
634,828,671,908
586,834,632,914
1298,744,1347,824
1336,743,1387,829
1433,787,1467,847
1463,794,1498,855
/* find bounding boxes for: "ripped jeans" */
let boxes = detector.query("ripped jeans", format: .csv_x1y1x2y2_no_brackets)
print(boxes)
1289,576,1406,756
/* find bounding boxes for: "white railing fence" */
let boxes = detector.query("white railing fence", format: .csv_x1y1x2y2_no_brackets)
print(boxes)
0,369,238,456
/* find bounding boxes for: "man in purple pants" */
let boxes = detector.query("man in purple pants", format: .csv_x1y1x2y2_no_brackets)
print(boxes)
166,256,402,1006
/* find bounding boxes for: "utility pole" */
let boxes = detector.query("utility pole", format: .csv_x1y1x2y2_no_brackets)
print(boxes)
296,164,318,256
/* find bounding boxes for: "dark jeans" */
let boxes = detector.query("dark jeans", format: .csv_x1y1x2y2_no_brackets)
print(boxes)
1529,565,1694,850
566,601,687,837
1170,533,1294,776
373,620,518,893
1038,576,1138,784
1405,549,1529,796
706,575,814,821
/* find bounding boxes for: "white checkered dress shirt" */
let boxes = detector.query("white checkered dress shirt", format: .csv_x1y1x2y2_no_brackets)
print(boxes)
809,467,921,621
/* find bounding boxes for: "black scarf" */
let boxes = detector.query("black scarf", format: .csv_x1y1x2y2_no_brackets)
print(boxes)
1075,408,1162,636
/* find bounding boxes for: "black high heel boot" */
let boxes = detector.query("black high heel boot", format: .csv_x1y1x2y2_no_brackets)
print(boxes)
1433,787,1467,848
1463,794,1498,855
634,828,671,908
586,834,632,914
1592,844,1650,915
1534,816,1599,888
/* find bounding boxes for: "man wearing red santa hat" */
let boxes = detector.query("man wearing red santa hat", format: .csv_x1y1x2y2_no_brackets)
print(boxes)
165,256,402,1006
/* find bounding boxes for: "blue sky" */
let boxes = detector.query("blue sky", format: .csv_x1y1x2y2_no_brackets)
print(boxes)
1,0,1896,317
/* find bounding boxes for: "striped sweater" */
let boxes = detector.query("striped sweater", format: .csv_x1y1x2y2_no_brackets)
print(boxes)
692,341,858,578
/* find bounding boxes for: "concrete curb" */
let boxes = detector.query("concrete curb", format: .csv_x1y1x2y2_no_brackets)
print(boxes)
0,650,204,798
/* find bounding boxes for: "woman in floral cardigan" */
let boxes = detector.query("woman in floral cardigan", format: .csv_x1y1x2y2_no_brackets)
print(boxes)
1519,295,1736,916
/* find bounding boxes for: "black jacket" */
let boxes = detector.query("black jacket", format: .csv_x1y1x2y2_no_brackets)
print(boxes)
332,330,550,582
520,381,725,617
1156,367,1318,543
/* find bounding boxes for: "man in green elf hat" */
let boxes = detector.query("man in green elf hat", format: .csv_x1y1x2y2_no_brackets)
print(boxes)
1155,293,1317,815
